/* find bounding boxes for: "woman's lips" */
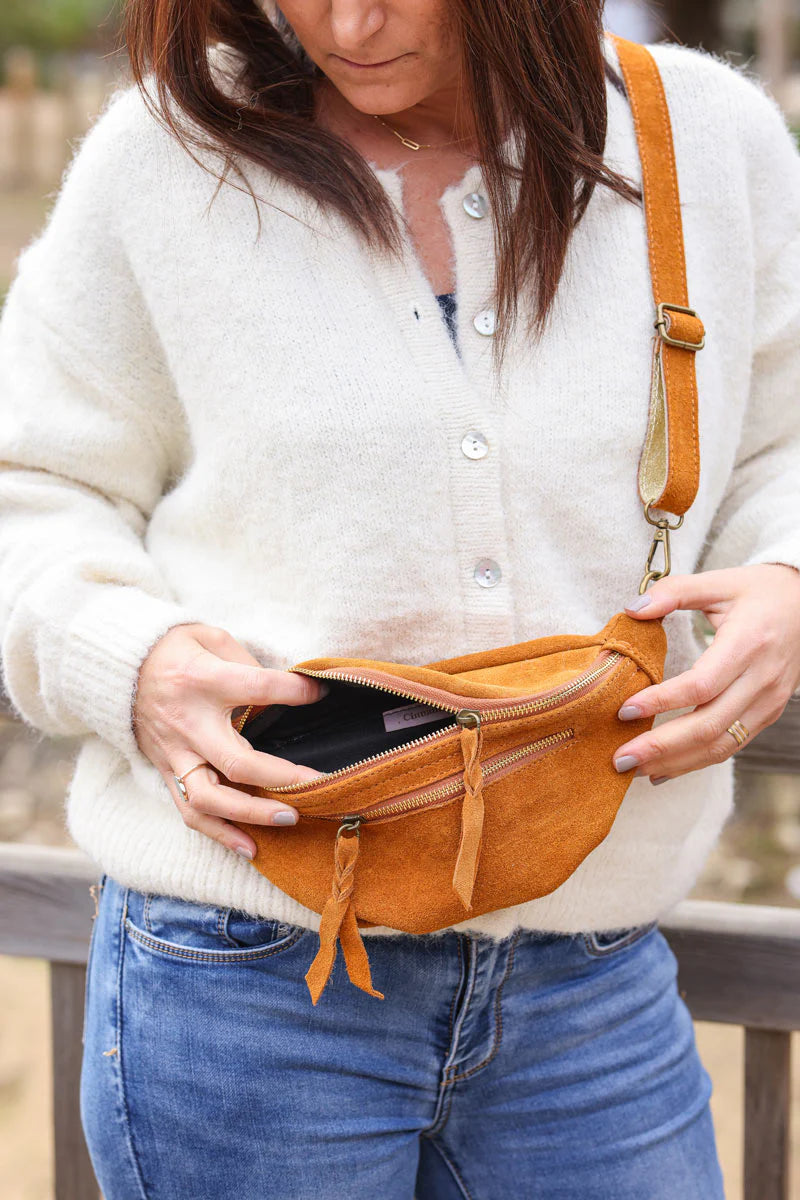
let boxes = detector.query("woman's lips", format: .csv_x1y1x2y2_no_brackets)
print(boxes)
333,54,407,70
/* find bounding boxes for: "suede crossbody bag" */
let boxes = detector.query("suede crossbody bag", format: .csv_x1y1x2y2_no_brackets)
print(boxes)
231,34,706,1005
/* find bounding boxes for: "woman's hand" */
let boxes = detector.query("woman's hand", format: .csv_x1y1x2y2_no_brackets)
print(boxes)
613,563,800,784
133,623,328,860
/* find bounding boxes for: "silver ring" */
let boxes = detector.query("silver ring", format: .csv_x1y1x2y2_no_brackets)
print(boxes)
173,761,209,802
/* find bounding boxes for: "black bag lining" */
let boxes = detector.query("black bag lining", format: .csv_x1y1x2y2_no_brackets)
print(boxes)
238,678,455,773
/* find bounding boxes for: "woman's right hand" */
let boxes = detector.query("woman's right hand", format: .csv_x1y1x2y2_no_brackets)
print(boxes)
133,622,329,860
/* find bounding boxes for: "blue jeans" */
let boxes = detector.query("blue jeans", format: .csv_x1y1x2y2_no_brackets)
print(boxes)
80,874,725,1199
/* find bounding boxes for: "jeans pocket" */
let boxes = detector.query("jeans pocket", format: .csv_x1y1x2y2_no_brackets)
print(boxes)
223,908,309,949
582,919,659,958
124,888,309,963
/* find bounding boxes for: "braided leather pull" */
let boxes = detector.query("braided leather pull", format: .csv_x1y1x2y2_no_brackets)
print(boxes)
451,719,485,911
305,824,384,1004
605,32,704,518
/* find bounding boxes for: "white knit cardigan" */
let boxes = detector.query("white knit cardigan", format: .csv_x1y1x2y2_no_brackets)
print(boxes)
1,37,799,937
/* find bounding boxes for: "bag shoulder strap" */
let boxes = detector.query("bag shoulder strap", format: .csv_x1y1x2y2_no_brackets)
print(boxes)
605,32,704,519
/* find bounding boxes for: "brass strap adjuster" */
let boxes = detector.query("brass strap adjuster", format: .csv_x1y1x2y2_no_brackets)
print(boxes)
654,302,705,351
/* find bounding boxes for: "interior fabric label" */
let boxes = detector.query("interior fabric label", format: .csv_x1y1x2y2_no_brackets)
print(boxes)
382,702,445,733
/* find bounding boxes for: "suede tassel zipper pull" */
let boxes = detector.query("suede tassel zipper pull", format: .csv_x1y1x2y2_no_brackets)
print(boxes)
451,711,485,911
305,817,385,1005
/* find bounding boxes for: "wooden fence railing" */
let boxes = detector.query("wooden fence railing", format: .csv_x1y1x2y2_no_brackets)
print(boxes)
0,701,799,1199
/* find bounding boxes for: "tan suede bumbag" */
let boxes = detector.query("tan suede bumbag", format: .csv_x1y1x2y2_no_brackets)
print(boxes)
232,34,706,1005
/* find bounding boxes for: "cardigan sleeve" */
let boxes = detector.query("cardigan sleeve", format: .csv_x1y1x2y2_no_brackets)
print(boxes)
0,87,204,761
695,72,800,578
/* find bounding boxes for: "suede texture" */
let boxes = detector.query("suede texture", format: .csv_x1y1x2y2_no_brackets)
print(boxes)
607,32,703,516
237,610,666,931
233,613,667,1000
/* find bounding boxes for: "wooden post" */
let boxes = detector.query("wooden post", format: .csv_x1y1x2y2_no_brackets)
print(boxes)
757,0,790,104
4,46,38,189
743,1028,791,1200
50,962,100,1200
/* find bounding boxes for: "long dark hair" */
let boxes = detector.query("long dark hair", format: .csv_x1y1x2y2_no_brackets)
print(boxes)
122,0,640,368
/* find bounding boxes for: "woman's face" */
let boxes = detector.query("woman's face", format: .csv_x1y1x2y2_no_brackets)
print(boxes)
273,0,463,116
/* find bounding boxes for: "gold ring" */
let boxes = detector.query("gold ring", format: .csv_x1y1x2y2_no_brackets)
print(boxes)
173,761,210,801
726,720,750,748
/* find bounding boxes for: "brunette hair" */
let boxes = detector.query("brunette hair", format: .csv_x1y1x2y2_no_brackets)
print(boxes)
122,0,641,368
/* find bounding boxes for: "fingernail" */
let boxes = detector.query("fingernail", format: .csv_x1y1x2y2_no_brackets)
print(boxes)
316,682,331,699
650,776,670,786
614,754,640,773
272,810,298,826
235,845,254,859
625,595,652,612
618,704,644,720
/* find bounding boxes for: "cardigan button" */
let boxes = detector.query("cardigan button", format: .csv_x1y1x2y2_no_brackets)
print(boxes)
474,559,501,587
473,309,496,336
461,431,489,459
463,192,488,219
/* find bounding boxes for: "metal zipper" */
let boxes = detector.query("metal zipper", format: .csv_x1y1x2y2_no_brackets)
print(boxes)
238,650,621,793
291,650,620,721
331,727,574,825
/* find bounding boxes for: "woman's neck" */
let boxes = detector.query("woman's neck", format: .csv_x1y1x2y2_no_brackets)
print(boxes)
313,77,480,173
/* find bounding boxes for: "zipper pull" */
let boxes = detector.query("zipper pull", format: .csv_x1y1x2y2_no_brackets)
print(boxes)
452,710,485,911
304,816,384,1005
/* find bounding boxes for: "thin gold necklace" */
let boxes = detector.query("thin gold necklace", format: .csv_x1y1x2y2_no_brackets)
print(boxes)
370,113,462,152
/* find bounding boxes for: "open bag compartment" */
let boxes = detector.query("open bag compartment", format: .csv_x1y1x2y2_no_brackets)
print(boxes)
237,678,456,773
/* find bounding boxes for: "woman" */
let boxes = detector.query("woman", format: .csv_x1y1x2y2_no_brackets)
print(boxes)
1,0,799,1195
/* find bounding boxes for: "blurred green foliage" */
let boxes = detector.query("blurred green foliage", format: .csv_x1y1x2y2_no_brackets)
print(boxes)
0,0,120,57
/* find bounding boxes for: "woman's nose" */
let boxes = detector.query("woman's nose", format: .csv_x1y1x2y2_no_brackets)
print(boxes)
329,0,388,52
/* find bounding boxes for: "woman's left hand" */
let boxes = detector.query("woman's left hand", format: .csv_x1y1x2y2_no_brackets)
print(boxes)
612,563,800,784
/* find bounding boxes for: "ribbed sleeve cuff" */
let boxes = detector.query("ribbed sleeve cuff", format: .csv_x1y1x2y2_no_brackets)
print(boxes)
60,584,204,760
